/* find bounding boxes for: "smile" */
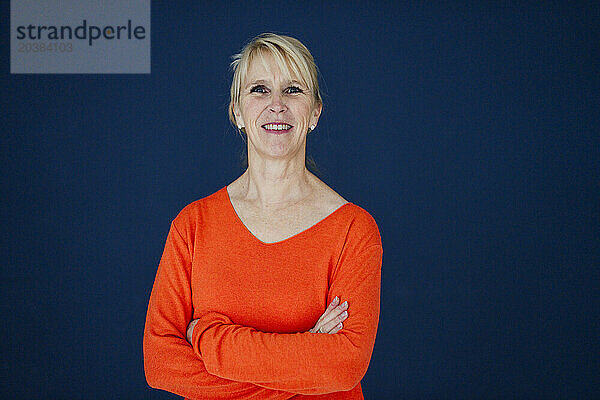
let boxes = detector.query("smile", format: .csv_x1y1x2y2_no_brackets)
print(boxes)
262,123,293,132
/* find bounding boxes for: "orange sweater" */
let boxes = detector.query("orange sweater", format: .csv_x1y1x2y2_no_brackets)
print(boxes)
143,186,383,399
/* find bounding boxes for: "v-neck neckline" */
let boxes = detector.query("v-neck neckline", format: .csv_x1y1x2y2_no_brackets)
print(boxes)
222,186,352,246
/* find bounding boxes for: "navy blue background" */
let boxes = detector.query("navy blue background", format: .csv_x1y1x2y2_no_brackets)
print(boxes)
2,2,598,399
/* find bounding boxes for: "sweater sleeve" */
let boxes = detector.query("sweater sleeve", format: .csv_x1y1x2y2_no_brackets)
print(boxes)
190,217,383,395
143,221,297,400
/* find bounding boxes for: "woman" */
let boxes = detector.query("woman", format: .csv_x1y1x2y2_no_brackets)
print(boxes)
143,33,383,399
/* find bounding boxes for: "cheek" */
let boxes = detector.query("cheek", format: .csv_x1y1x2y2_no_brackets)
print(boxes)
296,105,314,122
241,100,265,121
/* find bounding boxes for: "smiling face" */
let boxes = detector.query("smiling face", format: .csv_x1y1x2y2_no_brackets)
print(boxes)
233,52,322,162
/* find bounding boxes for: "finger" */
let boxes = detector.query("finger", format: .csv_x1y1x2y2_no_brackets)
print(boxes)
316,296,339,325
312,298,347,334
186,319,200,343
330,296,340,307
320,309,348,333
324,296,339,315
320,300,348,326
329,322,343,334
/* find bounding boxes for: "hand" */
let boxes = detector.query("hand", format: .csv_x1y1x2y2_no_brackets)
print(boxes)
186,318,200,345
309,296,348,334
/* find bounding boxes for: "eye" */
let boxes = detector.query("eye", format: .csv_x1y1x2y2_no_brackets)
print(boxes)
250,85,268,94
286,86,303,94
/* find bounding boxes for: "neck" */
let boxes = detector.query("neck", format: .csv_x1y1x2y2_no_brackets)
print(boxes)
238,157,315,211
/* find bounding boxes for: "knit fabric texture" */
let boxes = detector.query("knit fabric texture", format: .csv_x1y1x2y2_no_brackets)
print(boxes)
143,186,383,399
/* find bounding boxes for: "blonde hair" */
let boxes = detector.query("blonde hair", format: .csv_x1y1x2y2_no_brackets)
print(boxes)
228,33,323,128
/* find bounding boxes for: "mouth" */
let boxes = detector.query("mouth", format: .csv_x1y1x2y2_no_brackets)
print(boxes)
261,123,293,134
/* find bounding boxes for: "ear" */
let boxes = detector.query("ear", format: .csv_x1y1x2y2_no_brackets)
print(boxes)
310,102,322,127
233,103,245,128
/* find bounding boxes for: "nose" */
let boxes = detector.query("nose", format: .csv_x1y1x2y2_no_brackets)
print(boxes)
268,91,287,114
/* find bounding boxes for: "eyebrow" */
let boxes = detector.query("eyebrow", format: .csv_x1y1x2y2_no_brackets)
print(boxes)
245,79,305,89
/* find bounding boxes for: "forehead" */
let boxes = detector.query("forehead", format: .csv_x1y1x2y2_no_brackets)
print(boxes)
244,51,300,85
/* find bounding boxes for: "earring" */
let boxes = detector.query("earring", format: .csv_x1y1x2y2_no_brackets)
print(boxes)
238,126,246,134
308,125,315,133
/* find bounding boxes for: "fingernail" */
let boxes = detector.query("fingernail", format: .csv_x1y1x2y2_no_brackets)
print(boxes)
342,301,348,307
333,296,339,304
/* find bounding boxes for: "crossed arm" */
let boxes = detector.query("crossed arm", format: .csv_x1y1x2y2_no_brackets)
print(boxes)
143,220,383,398
186,295,347,342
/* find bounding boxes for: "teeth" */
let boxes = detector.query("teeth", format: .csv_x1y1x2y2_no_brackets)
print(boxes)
263,123,292,130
